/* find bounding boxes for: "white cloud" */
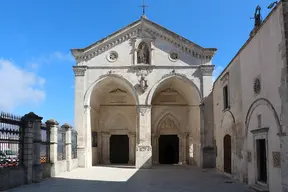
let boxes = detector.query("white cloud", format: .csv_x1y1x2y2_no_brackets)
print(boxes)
0,59,45,112
212,66,224,82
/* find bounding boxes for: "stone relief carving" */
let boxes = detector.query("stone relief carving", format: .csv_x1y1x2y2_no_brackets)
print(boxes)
137,42,150,64
137,106,151,116
73,24,216,65
159,117,177,130
136,145,152,152
272,151,281,167
109,88,127,94
161,69,187,79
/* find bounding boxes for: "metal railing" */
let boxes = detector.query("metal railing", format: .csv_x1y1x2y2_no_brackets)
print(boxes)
71,130,77,159
57,128,66,161
0,112,23,168
40,124,50,164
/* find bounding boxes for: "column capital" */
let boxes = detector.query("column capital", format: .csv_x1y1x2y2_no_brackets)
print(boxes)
73,66,87,76
136,105,152,116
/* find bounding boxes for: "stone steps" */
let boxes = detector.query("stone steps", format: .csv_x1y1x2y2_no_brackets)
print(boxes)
249,184,269,192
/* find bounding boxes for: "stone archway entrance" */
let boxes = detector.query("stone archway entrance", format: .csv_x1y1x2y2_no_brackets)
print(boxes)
88,76,137,166
110,135,129,164
159,135,179,164
223,134,232,173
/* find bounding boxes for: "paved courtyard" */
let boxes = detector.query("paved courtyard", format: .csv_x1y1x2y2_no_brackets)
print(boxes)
9,166,252,192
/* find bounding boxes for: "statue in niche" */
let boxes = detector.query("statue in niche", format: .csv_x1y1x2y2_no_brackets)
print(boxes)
137,42,150,64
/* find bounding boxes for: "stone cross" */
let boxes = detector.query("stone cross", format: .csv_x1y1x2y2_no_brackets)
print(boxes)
139,0,148,16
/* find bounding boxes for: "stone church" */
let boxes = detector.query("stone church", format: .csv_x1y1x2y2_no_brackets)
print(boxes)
71,15,216,169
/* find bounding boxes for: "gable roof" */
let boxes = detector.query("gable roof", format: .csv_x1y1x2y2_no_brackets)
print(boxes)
70,16,217,64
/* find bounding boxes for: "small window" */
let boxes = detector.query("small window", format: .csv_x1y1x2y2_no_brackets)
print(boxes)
223,85,229,109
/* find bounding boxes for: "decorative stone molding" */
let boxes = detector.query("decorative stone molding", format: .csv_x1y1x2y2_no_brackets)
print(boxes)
136,105,151,116
71,19,217,65
130,64,154,77
272,151,281,167
45,118,59,126
73,66,87,76
61,123,72,130
136,145,152,152
250,127,269,134
161,69,187,79
199,65,214,76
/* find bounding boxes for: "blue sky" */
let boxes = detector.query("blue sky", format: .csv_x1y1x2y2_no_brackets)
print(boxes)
0,0,274,126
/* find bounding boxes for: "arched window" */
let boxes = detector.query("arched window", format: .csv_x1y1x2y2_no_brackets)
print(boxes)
137,41,150,64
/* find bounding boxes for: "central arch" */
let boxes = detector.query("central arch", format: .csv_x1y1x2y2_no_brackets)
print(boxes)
87,75,138,166
150,75,202,165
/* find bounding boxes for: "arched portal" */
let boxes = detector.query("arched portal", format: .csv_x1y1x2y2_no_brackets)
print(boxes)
88,76,138,165
223,134,232,174
150,75,201,165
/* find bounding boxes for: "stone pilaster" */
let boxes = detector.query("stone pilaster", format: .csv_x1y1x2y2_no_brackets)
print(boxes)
101,132,110,164
152,134,159,164
128,132,136,164
73,65,87,168
62,123,72,171
178,135,183,164
136,105,152,169
21,112,43,184
182,133,189,164
45,119,59,177
199,65,214,98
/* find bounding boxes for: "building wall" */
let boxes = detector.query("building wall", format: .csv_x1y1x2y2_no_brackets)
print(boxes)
75,27,215,167
213,3,283,191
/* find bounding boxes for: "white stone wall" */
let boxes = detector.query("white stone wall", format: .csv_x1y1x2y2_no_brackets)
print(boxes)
213,4,283,191
72,19,216,168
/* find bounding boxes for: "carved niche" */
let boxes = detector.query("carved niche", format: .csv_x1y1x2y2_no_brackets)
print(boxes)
137,41,150,64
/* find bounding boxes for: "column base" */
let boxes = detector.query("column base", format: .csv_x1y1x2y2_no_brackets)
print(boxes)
135,145,152,169
77,147,87,168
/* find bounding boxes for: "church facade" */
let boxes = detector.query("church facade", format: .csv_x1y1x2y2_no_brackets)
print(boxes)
71,16,216,168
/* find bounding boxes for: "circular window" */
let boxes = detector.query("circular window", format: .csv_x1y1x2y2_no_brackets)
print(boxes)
253,77,261,94
169,52,179,61
107,51,118,62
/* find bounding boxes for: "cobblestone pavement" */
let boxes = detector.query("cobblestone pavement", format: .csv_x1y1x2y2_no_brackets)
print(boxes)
9,166,253,192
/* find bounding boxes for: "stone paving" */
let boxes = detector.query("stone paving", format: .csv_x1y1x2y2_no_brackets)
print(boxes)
9,166,253,192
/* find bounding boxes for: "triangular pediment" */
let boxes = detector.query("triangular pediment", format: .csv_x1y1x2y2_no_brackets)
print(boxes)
71,16,217,65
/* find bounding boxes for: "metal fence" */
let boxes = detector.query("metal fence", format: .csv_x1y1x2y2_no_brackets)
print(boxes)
57,128,66,161
0,112,23,168
40,124,50,164
71,130,77,159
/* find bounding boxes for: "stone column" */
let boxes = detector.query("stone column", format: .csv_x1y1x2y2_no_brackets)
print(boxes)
128,132,136,164
178,135,183,164
45,119,59,177
21,112,43,184
182,133,188,164
101,132,110,164
152,134,159,164
62,123,72,171
73,66,87,168
136,105,152,169
84,105,92,168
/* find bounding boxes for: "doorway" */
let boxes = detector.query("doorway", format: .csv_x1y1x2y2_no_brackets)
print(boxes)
159,135,179,164
109,135,129,164
223,134,232,174
256,139,267,183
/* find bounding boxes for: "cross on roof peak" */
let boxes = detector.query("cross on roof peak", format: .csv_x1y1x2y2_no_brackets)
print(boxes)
139,0,148,17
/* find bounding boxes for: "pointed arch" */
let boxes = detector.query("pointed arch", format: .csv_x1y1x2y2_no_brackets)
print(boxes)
155,113,181,135
245,98,282,136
